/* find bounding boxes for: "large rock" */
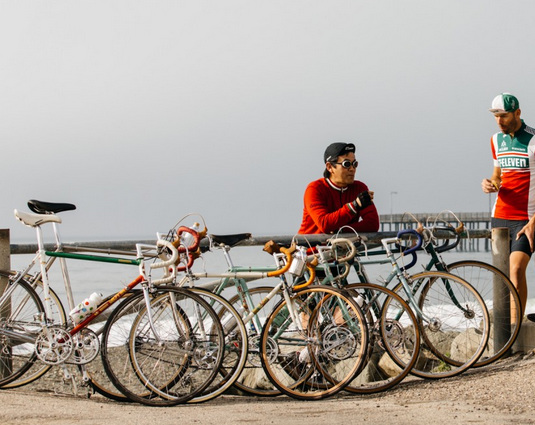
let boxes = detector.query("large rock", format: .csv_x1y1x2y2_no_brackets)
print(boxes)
377,351,404,377
348,351,387,385
450,327,486,362
414,330,457,373
237,366,274,390
421,329,458,355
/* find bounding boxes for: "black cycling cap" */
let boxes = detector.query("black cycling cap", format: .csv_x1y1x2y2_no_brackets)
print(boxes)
324,142,356,163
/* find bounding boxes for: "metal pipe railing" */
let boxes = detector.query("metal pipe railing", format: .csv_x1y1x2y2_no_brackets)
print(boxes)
6,229,492,255
1,228,510,356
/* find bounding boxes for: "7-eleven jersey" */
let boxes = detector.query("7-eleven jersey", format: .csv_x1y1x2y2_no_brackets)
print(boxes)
491,121,535,220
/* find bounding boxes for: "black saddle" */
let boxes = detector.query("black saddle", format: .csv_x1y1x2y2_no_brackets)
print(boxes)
28,199,77,214
210,233,252,247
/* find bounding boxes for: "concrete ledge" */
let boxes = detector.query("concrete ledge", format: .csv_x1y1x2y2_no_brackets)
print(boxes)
512,321,535,353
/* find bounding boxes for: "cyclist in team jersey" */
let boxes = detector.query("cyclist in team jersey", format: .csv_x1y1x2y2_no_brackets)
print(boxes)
481,93,535,318
298,142,379,235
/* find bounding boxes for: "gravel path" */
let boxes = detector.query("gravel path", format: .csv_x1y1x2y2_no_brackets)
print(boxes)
1,352,535,425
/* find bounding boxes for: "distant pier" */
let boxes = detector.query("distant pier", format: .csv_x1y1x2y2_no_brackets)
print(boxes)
379,212,491,251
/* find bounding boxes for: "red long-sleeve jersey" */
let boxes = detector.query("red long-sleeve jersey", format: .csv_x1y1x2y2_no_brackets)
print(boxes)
298,178,380,234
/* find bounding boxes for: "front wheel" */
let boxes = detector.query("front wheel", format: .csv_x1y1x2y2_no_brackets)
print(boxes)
394,271,489,379
101,287,225,406
260,285,368,400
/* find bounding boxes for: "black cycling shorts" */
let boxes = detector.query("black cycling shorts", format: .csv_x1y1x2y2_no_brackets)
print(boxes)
491,217,533,256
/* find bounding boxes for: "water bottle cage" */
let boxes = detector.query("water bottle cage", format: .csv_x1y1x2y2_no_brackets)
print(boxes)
176,226,201,252
170,226,205,272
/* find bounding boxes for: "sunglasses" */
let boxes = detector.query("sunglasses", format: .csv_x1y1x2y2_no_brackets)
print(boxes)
332,159,358,169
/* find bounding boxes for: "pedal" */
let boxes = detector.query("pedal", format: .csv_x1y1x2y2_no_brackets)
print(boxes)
60,363,72,381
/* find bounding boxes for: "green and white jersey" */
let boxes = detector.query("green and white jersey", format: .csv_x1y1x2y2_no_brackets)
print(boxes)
491,121,535,220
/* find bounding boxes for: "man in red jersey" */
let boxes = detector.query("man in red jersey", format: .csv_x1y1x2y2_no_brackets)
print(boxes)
482,93,535,318
298,142,379,235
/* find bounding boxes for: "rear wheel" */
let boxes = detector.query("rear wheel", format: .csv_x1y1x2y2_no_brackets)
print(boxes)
0,275,45,388
344,283,420,394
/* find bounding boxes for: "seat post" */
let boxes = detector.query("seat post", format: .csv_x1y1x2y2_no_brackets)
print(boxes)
51,222,76,311
34,224,54,320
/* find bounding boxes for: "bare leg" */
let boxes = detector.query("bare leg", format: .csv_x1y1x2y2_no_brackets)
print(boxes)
509,251,530,319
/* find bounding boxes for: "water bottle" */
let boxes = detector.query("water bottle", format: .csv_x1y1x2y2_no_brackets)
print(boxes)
289,247,307,277
180,222,200,249
69,292,103,324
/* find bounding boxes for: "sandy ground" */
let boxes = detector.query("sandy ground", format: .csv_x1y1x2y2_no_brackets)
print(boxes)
1,352,535,425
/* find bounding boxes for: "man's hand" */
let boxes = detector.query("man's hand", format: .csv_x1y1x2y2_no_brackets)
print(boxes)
355,191,373,209
481,178,500,193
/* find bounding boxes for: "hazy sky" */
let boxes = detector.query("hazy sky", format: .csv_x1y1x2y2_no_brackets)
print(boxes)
2,1,535,242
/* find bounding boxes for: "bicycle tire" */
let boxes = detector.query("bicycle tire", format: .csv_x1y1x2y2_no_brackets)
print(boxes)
260,285,368,400
187,287,248,403
0,275,45,387
84,287,242,403
226,286,282,396
393,271,489,379
445,260,521,367
101,287,225,406
343,283,420,394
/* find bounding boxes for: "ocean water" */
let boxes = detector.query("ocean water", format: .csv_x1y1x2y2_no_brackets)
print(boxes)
9,245,535,315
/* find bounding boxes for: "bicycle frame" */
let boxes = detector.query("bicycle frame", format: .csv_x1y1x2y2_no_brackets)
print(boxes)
1,210,180,368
